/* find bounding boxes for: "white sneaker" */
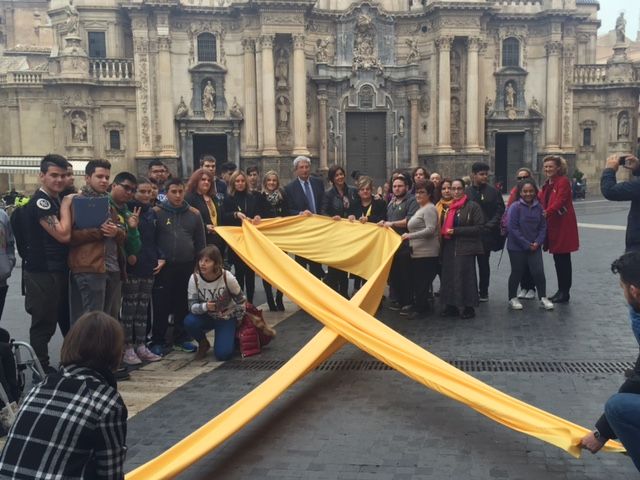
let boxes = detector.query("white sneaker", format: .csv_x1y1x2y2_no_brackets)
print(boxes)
123,346,142,366
517,289,527,299
524,289,536,300
540,297,554,310
509,298,524,310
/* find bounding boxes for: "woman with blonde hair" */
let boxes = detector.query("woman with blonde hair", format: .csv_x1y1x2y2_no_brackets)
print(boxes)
538,155,579,303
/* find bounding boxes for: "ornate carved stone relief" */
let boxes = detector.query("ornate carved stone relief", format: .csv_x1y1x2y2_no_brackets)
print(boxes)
618,111,630,140
495,25,528,70
562,45,575,145
352,13,383,73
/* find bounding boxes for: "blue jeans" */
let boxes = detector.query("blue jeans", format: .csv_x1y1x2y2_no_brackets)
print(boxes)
605,393,640,471
183,313,237,361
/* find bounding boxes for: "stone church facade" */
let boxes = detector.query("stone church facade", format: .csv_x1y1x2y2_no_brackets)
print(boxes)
0,0,639,191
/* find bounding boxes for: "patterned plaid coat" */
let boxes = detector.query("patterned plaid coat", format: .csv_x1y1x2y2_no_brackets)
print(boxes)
0,364,127,479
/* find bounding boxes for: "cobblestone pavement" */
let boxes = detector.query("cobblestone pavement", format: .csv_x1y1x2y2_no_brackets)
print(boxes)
122,199,639,479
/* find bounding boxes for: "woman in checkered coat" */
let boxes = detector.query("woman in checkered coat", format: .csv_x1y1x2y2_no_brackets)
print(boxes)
0,312,127,479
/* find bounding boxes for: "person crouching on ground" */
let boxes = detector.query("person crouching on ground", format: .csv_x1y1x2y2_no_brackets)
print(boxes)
0,311,128,479
506,179,554,311
184,246,247,361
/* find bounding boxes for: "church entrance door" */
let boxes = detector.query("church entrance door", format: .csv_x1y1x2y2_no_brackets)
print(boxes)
345,112,386,184
495,132,524,193
193,134,227,171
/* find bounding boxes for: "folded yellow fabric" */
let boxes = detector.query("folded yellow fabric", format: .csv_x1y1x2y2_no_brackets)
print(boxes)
126,216,622,480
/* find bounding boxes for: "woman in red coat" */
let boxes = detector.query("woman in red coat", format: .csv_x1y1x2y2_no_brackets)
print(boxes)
538,155,579,303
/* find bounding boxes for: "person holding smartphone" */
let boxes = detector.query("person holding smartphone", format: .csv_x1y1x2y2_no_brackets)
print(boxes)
601,153,640,253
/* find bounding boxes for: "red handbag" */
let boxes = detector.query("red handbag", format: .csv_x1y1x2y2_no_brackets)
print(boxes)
235,303,276,358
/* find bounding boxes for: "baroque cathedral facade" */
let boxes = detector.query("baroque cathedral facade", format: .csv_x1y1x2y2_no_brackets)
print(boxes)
0,0,638,191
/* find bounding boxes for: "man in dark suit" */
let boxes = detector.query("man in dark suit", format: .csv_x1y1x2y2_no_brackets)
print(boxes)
284,156,325,279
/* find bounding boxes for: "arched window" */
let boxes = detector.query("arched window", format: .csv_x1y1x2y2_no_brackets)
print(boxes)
109,130,121,150
582,128,591,147
502,38,520,67
197,33,217,63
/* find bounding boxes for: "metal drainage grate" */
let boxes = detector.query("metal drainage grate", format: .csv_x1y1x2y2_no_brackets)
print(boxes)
217,359,634,374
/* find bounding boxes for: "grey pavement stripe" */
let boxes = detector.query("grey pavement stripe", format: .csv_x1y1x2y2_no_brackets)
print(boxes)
217,358,635,374
578,222,626,230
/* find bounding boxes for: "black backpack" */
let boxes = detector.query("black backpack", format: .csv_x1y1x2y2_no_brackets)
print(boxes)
9,205,28,259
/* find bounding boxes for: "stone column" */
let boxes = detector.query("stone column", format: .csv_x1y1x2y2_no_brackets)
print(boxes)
242,39,258,154
436,36,453,152
260,35,278,156
545,41,562,150
157,36,176,156
408,88,420,168
131,14,153,156
292,34,309,156
465,37,482,153
317,88,329,172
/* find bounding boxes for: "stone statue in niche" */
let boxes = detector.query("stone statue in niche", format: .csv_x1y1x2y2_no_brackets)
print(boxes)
70,111,87,142
450,51,460,84
230,97,243,118
328,116,335,137
618,112,630,139
277,96,289,127
64,0,79,36
505,82,516,109
352,13,382,73
615,12,626,44
276,49,288,89
405,38,419,64
176,96,188,118
316,38,330,63
202,80,216,121
398,116,405,137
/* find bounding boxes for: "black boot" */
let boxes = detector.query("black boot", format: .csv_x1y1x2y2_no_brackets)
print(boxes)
264,285,277,312
553,291,571,303
275,291,285,311
549,291,562,302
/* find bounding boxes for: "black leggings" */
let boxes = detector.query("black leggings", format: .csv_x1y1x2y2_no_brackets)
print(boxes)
553,253,572,294
508,249,546,299
230,251,255,303
410,257,439,312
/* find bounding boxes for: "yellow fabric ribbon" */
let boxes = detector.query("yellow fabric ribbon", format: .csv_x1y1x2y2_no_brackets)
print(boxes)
126,215,623,480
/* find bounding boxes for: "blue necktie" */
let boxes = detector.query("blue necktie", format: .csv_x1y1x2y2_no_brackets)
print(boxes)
304,181,315,213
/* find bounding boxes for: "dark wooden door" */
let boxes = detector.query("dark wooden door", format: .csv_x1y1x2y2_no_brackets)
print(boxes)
345,112,386,185
495,133,524,192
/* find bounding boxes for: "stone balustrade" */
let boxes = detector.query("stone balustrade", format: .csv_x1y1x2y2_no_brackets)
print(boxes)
89,58,134,81
573,64,607,85
0,71,44,84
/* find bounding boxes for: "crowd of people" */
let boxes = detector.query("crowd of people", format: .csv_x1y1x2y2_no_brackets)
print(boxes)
3,150,640,476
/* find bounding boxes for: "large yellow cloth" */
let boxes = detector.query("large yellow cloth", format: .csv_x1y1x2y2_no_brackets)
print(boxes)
126,216,622,480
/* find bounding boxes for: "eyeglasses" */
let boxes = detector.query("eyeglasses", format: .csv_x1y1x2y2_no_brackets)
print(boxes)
517,176,530,180
117,183,137,193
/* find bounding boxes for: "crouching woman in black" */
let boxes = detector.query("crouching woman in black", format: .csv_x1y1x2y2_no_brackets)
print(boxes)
0,311,127,479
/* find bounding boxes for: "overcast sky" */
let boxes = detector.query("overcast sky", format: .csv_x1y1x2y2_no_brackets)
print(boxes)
598,1,639,38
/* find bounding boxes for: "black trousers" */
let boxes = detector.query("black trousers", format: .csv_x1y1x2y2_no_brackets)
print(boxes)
390,249,412,307
230,250,255,303
520,265,535,291
152,262,192,346
410,257,439,313
476,252,491,297
24,271,66,368
553,253,572,294
325,267,349,298
507,250,546,300
294,255,325,279
0,285,7,322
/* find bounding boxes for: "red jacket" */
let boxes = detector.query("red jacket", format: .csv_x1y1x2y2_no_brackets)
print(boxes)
538,175,579,254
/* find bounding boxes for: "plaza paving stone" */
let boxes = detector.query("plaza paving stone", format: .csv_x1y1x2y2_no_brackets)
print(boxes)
124,199,640,478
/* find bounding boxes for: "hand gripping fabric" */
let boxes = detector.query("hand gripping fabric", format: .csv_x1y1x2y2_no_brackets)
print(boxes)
126,216,623,480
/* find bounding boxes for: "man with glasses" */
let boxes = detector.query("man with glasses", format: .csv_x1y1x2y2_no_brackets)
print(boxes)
67,162,141,325
465,162,504,302
148,159,170,203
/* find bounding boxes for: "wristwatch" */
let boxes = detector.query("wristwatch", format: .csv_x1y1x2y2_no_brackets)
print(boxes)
593,430,604,442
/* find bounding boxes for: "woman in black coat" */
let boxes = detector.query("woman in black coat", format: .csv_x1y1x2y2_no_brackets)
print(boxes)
222,170,268,303
321,165,358,297
185,168,226,255
261,170,288,310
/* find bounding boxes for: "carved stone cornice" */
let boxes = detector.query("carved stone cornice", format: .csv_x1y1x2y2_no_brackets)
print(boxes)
293,34,305,50
259,35,275,50
545,41,563,56
435,36,454,52
242,38,256,53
